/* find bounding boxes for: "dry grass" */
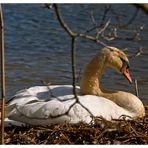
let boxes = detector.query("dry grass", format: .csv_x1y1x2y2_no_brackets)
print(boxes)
0,106,147,145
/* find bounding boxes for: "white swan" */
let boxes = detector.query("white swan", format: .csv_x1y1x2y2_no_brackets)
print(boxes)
2,46,145,126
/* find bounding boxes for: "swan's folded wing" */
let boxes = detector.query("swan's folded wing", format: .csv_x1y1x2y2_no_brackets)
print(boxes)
7,99,79,125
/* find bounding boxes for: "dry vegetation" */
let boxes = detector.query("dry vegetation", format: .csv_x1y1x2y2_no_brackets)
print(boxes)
1,106,147,145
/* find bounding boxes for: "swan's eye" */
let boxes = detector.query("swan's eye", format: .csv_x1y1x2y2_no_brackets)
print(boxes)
120,57,130,71
126,63,129,69
109,48,114,52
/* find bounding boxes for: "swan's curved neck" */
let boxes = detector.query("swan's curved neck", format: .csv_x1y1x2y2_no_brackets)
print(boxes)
80,52,107,96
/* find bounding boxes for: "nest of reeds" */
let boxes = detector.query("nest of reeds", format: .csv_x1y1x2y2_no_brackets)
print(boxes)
1,106,148,144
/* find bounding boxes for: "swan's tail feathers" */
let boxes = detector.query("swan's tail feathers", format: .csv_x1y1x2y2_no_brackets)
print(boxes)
0,104,26,127
5,104,18,119
0,118,26,127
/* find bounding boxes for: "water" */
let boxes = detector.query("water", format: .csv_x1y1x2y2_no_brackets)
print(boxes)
1,4,148,104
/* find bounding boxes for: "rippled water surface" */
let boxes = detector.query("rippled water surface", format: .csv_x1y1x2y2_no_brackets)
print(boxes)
1,4,148,104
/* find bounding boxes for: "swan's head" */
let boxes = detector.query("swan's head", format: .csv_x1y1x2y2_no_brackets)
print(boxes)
102,46,132,83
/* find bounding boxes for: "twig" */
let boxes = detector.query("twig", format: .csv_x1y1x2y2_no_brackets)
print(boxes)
85,10,98,33
53,4,77,38
44,4,53,9
115,7,139,28
71,37,78,99
78,33,109,47
89,10,97,26
135,47,143,57
133,25,144,41
134,4,148,15
126,8,139,26
129,47,143,59
134,79,139,98
99,5,112,27
96,20,110,39
0,4,5,144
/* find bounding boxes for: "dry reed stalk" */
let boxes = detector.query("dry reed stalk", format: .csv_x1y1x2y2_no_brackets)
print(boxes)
0,4,6,144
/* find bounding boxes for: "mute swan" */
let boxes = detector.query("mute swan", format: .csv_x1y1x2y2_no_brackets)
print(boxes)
2,46,145,126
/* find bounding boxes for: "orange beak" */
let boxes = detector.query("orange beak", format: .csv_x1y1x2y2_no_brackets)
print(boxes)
121,66,132,84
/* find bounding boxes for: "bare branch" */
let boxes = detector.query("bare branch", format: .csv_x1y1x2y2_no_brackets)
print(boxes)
134,79,139,97
112,25,144,41
99,5,112,27
53,4,77,38
71,37,78,99
79,33,109,47
126,8,139,26
134,4,148,15
85,9,104,33
135,47,143,57
129,47,144,59
44,4,53,9
114,8,139,28
89,10,97,26
133,25,144,41
96,20,110,38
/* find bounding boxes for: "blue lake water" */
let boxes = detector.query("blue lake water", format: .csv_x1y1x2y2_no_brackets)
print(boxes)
1,4,148,104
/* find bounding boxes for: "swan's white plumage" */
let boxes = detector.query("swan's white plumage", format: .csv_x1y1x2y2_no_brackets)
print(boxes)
4,85,134,126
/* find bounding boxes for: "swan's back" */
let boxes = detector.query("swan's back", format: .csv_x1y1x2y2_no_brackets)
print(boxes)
5,85,134,126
